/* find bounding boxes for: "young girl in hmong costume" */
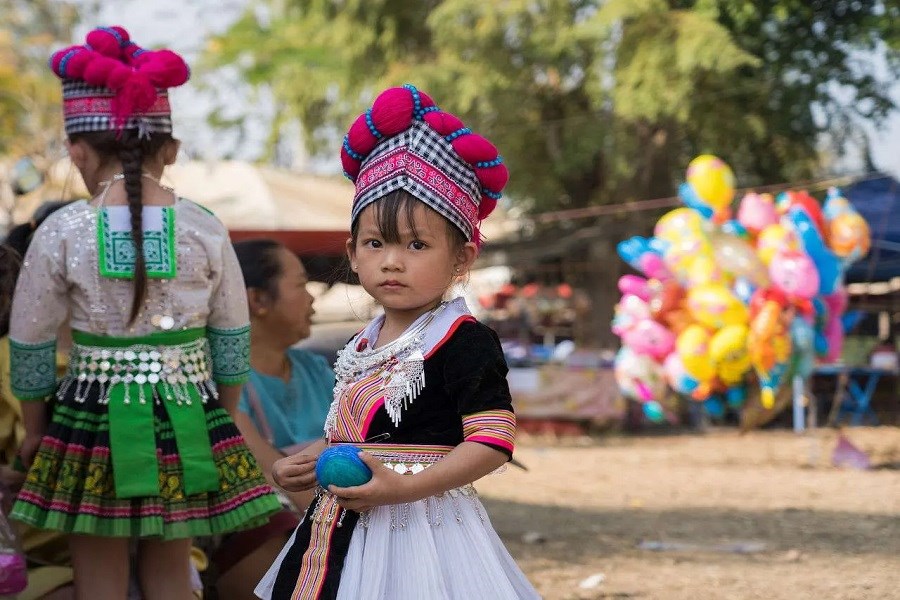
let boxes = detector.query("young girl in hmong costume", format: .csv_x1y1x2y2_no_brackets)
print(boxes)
257,86,540,599
9,27,281,598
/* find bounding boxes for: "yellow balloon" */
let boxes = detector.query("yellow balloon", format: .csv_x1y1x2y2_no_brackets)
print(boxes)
686,155,735,210
676,324,715,381
709,324,751,385
828,212,871,258
686,284,749,329
683,254,729,288
756,223,798,266
655,208,705,243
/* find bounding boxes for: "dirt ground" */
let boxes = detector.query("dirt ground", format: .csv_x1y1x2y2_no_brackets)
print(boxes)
478,427,900,600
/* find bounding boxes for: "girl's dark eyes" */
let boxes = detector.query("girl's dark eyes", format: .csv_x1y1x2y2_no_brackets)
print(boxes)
364,239,382,248
409,240,427,250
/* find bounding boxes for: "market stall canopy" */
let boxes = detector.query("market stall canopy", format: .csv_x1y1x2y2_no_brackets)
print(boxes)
845,175,900,284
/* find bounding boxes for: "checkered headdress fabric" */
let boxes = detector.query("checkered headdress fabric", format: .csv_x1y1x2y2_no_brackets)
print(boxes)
352,121,482,240
62,80,173,136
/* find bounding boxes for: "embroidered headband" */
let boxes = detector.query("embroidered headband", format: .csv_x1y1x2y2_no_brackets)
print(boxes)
49,26,190,136
341,85,509,243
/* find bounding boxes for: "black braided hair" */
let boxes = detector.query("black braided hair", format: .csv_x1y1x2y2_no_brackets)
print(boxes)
69,129,174,324
118,129,147,324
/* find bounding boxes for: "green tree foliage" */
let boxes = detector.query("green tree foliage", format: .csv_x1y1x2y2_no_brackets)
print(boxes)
0,0,82,160
206,0,899,211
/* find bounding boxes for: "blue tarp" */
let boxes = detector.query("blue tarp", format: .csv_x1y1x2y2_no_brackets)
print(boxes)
844,175,900,284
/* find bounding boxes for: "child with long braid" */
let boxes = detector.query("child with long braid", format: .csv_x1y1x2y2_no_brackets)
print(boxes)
258,86,540,600
8,27,280,599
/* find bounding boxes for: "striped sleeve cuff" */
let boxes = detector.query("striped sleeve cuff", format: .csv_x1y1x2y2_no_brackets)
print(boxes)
10,338,57,400
207,325,251,385
462,409,516,455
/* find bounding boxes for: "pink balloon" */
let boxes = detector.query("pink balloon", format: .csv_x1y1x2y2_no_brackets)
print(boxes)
824,317,844,363
823,287,848,316
618,275,651,300
737,192,778,234
622,319,676,360
637,253,673,282
770,250,819,300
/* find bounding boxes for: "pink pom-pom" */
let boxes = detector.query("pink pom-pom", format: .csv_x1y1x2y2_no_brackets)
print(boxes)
114,72,157,121
476,164,509,195
109,26,130,44
341,150,361,180
346,116,379,158
82,56,117,86
478,196,498,220
64,49,93,78
122,42,143,64
369,87,415,137
86,28,122,58
106,64,132,90
134,50,189,87
451,134,498,164
423,111,465,137
50,46,79,77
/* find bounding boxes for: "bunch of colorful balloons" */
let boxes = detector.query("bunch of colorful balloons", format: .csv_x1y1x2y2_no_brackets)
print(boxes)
613,155,871,421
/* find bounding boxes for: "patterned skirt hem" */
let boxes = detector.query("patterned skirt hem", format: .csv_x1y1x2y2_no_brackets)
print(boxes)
11,493,282,540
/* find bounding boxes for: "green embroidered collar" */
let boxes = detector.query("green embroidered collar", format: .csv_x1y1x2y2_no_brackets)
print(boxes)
97,205,177,279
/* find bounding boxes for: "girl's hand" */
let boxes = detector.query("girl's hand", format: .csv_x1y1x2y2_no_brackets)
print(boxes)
272,452,319,492
18,433,43,470
329,452,411,512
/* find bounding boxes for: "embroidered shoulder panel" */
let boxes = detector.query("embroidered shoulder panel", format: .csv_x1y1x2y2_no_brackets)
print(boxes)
97,207,177,279
10,338,58,400
207,325,251,385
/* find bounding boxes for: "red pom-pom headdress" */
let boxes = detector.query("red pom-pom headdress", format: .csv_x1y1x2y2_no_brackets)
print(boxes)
342,84,509,244
49,26,190,136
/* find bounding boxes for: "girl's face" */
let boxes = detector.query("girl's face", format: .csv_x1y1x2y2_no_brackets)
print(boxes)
252,248,315,347
349,201,476,321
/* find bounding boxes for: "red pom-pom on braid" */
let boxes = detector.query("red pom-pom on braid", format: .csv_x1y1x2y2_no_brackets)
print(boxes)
86,28,123,58
133,50,190,88
423,111,465,136
106,64,133,90
114,72,157,120
82,55,118,86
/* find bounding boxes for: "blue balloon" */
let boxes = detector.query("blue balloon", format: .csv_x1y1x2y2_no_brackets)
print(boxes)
725,386,746,408
642,401,665,423
787,207,841,295
722,220,748,239
678,182,714,219
316,445,373,489
841,310,864,332
814,331,829,357
704,396,725,418
733,277,756,305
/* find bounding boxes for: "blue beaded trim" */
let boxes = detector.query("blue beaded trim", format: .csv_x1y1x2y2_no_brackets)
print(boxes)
100,27,125,45
342,136,364,161
132,48,146,58
445,127,471,142
482,189,503,200
365,109,382,139
475,156,504,169
421,106,440,116
404,83,424,120
342,170,354,181
55,48,79,77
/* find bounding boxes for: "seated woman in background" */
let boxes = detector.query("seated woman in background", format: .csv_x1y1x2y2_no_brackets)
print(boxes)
213,239,334,599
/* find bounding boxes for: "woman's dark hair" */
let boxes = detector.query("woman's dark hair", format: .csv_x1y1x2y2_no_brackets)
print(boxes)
0,245,22,337
4,200,74,258
233,239,285,299
349,189,466,251
69,129,174,324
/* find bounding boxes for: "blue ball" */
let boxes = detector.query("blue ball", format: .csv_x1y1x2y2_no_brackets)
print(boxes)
315,445,373,489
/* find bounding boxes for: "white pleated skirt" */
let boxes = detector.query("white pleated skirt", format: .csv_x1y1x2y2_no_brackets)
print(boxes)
255,488,541,600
